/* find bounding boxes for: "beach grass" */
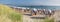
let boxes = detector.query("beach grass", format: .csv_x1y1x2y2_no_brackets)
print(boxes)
44,17,54,22
0,4,22,22
8,12,22,22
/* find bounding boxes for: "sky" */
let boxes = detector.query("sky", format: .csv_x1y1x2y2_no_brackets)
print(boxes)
0,0,60,6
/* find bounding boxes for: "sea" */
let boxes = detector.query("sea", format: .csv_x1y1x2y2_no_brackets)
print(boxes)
19,6,60,10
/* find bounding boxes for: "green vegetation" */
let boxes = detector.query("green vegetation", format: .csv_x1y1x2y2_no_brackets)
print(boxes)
8,12,22,22
44,17,54,22
0,4,22,22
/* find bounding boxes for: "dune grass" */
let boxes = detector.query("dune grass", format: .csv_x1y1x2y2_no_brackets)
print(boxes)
0,4,22,22
44,17,54,22
8,12,22,22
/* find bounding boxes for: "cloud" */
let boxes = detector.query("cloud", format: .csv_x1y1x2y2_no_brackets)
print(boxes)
43,0,60,6
30,0,60,6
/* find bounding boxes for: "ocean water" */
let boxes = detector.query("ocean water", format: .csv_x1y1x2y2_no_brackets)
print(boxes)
21,6,60,10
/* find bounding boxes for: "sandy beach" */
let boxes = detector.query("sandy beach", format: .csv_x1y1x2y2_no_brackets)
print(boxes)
10,7,60,22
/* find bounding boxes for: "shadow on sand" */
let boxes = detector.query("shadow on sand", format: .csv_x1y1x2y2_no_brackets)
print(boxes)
30,17,45,19
24,14,32,16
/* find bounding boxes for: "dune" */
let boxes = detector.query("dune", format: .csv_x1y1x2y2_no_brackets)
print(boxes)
0,4,22,22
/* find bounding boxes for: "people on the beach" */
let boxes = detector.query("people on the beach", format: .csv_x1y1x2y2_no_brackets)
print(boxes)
43,9,55,17
37,9,43,15
21,8,55,17
12,7,55,17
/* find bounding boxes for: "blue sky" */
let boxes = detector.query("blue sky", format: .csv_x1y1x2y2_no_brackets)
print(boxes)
0,0,60,6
